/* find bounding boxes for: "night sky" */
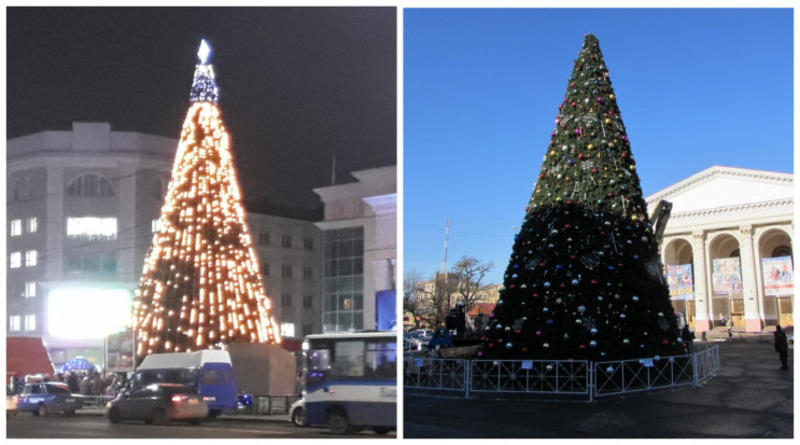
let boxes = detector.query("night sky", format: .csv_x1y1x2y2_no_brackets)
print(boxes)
7,7,397,212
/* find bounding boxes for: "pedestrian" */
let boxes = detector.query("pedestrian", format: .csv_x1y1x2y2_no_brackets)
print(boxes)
727,318,733,338
681,324,694,354
774,325,789,371
66,371,80,393
79,376,92,395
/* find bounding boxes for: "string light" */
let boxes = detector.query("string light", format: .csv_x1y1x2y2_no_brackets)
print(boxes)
134,40,281,359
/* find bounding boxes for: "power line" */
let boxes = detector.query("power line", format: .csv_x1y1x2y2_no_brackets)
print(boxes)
406,222,514,238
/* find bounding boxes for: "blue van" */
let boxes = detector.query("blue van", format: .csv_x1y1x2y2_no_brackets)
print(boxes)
135,350,236,417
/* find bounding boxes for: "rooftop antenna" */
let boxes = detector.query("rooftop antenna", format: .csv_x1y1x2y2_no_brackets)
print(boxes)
441,220,450,276
331,132,337,185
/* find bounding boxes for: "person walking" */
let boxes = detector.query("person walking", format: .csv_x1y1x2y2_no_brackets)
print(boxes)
774,325,789,371
681,324,694,354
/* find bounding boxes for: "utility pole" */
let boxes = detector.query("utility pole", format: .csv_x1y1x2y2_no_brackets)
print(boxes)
442,220,451,311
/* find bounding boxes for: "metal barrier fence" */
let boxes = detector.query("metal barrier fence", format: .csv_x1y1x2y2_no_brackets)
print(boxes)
77,394,115,407
404,357,468,392
593,354,694,398
252,395,301,415
694,343,721,383
470,359,590,397
404,344,720,401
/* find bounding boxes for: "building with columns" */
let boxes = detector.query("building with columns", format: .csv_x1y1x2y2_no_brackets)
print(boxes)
646,166,793,333
313,166,397,333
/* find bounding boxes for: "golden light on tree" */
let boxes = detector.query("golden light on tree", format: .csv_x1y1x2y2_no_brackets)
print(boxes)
133,40,280,359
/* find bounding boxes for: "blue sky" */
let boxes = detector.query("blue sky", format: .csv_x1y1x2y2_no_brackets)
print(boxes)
403,8,794,284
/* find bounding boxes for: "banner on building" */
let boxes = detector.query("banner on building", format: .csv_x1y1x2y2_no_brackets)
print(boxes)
762,256,794,296
712,257,743,295
666,264,694,300
105,331,135,373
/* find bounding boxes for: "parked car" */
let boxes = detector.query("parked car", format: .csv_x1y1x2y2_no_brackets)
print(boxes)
289,398,306,427
18,382,82,417
409,329,433,339
106,383,209,425
6,388,19,417
403,333,425,351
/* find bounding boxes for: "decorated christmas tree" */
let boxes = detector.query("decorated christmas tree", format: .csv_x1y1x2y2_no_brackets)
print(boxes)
133,40,281,359
483,34,681,361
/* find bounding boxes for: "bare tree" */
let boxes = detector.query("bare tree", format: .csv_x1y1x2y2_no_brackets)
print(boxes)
413,272,458,329
451,256,494,313
403,269,425,330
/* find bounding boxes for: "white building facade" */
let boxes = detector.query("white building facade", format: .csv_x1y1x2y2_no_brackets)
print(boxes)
7,122,326,366
247,213,323,342
313,166,397,333
646,166,793,333
7,122,175,367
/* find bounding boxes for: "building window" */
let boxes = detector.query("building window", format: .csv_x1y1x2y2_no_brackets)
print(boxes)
259,232,271,246
302,324,313,337
9,252,22,269
25,174,34,199
24,315,36,332
65,252,117,274
25,281,36,298
281,293,293,307
9,316,21,332
303,266,313,279
303,237,315,251
24,250,37,267
303,295,314,309
67,217,117,240
10,219,22,237
281,235,293,249
27,217,38,234
151,219,163,233
152,177,164,200
12,178,20,201
281,323,295,338
322,226,365,333
282,264,293,278
772,246,793,258
67,173,114,197
261,262,270,276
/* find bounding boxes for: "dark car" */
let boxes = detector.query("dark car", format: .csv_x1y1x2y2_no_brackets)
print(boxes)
106,383,209,425
17,382,82,417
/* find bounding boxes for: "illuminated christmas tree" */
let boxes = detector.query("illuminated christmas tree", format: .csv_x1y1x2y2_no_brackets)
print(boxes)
483,34,681,361
133,40,281,359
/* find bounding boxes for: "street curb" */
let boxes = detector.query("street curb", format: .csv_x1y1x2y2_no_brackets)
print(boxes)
76,408,290,423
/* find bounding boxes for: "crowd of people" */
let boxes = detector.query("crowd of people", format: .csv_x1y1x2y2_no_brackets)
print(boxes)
9,369,130,398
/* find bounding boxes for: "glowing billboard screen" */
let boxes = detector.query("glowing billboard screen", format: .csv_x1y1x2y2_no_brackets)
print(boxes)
48,288,132,339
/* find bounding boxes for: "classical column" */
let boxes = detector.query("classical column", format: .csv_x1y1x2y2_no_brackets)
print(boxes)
691,230,711,332
739,225,763,332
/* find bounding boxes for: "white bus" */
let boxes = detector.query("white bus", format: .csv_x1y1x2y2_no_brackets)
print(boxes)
302,331,397,434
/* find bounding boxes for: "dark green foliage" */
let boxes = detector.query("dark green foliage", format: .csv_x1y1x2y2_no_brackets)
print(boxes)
483,34,681,361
